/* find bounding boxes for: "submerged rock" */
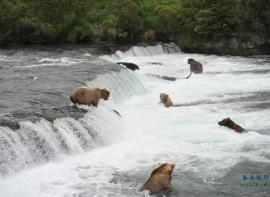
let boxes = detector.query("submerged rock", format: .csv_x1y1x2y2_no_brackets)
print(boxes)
117,62,139,71
147,74,177,81
0,106,88,130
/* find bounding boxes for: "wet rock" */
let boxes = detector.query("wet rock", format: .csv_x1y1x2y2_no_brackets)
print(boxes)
147,74,177,81
0,119,20,130
117,62,139,71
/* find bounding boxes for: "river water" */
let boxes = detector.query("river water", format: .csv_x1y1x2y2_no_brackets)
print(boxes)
0,44,270,197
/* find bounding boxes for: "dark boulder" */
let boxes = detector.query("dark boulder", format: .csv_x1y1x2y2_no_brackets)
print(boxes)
147,74,177,81
117,62,139,71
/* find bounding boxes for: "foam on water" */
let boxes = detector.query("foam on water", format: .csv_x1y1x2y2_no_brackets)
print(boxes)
1,44,270,197
0,69,144,177
26,57,89,68
82,53,92,57
86,69,146,104
0,55,20,62
101,43,181,63
0,104,124,177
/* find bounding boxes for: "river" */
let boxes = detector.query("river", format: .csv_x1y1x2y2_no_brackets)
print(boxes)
0,43,270,197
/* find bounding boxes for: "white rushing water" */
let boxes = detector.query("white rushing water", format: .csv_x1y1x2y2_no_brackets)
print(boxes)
1,44,270,197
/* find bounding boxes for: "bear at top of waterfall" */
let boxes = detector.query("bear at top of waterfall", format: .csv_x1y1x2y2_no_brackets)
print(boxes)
70,87,110,107
140,163,175,194
160,93,174,107
218,117,245,133
188,58,203,74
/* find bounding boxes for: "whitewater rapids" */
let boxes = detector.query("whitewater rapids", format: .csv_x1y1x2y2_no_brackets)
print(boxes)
0,44,270,197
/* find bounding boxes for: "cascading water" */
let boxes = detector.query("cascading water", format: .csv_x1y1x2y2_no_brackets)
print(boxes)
0,44,270,197
101,42,181,63
0,68,146,177
86,69,146,104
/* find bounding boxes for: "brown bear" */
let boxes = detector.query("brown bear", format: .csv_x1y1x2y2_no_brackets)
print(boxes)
70,87,110,107
218,117,245,133
187,58,203,74
160,93,174,107
140,163,175,193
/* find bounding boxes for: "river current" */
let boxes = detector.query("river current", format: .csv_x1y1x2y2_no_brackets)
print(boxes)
0,43,270,197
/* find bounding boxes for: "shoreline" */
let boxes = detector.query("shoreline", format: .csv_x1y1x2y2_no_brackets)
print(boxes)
1,41,269,57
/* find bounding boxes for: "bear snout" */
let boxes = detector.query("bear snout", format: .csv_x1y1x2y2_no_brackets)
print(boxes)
104,93,110,100
218,121,223,126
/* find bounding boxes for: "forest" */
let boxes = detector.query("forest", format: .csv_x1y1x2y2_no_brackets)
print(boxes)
0,0,269,54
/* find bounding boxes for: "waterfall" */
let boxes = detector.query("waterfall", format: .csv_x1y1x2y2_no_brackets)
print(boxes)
101,42,181,63
0,69,146,177
86,69,146,104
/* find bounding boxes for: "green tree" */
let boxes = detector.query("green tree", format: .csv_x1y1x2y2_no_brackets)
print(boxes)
154,3,182,40
105,0,143,41
180,0,239,40
58,15,95,43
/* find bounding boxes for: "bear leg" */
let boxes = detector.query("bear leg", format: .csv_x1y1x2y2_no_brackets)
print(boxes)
92,100,99,107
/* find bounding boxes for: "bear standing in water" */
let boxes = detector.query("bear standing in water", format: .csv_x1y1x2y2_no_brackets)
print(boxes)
160,93,174,107
70,87,110,107
140,163,175,194
188,58,203,74
185,58,203,78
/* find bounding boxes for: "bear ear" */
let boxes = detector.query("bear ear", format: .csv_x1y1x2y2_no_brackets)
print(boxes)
163,163,174,172
160,93,168,97
102,88,109,93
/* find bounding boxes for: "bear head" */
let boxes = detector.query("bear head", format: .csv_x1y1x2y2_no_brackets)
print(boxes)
187,58,195,64
218,117,232,126
156,163,175,175
160,93,168,102
100,88,110,100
